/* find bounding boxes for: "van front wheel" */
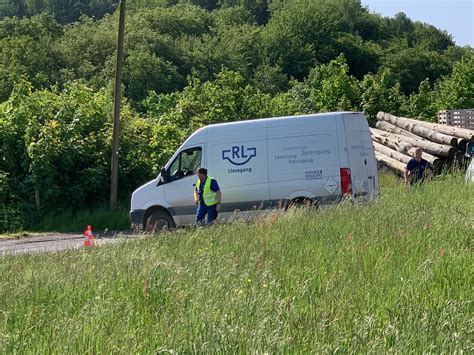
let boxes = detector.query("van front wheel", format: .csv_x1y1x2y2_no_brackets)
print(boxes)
146,211,176,233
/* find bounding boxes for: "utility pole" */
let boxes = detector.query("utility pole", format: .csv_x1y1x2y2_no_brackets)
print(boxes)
110,0,126,209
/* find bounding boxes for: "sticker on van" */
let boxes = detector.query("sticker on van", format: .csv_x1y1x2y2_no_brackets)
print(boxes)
323,178,338,194
222,146,256,165
305,170,323,180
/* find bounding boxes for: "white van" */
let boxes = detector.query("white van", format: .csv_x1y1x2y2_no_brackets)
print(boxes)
130,112,379,231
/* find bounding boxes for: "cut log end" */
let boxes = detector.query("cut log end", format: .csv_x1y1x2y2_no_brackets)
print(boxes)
448,137,458,148
457,139,469,152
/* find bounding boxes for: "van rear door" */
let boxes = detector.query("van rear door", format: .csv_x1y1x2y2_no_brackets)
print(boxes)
343,113,377,197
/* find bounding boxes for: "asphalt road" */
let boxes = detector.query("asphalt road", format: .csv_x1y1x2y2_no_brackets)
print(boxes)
0,231,133,256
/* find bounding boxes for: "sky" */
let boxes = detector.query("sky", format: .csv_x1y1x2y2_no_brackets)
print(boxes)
362,0,474,47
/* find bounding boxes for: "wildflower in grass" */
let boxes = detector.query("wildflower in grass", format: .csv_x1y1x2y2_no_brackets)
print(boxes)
247,278,252,283
234,288,245,296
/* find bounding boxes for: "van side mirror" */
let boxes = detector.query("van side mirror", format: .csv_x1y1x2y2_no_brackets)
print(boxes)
160,167,168,183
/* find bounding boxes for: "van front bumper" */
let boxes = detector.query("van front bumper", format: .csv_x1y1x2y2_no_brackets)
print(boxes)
130,209,146,225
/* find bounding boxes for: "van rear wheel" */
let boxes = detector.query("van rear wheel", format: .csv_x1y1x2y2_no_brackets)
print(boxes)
288,198,318,211
146,211,175,233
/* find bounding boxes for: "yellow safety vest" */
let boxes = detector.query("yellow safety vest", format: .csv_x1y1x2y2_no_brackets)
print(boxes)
196,177,218,206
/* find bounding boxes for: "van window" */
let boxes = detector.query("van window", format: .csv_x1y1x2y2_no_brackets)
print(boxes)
168,147,202,182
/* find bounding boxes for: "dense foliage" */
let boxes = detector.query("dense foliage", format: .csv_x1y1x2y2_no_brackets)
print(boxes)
0,0,473,231
0,0,118,23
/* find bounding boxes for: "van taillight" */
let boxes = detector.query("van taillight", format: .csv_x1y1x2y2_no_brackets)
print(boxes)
340,168,352,195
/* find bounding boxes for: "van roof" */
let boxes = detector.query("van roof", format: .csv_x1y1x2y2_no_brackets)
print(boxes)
206,111,360,128
183,111,362,146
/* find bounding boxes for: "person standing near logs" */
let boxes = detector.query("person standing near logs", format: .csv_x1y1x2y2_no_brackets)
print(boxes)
404,147,433,189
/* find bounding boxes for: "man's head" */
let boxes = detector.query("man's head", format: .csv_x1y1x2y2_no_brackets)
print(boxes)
414,147,423,162
197,167,207,181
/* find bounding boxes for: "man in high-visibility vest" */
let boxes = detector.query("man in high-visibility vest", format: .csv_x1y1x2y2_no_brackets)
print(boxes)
194,168,222,225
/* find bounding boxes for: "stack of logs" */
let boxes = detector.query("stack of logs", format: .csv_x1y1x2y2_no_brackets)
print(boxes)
372,112,474,175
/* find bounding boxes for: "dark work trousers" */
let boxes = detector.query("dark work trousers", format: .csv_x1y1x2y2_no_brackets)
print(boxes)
196,204,218,225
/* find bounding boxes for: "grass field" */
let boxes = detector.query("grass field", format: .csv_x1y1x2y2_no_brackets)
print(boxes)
1,174,473,352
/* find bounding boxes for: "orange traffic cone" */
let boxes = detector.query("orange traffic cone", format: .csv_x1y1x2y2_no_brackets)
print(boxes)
83,225,95,247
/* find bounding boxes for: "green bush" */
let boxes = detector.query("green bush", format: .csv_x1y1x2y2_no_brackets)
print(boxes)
0,79,157,230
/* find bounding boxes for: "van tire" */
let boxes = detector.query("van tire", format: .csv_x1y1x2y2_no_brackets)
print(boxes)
146,211,175,233
288,198,318,210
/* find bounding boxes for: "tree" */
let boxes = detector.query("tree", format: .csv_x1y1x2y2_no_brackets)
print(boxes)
381,46,452,94
412,22,453,51
401,79,436,121
335,33,382,79
210,6,256,29
263,0,345,69
144,69,272,133
360,69,405,125
260,25,315,80
434,57,474,110
56,15,117,90
387,12,414,40
251,64,289,95
177,0,218,10
218,0,270,24
7,0,26,17
1,0,119,23
123,50,184,106
202,23,263,80
293,55,361,114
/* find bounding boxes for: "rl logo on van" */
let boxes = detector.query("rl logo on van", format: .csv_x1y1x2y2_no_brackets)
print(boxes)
222,146,256,166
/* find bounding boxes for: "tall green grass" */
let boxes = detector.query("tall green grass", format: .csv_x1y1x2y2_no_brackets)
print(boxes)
1,175,473,352
1,203,130,235
37,205,130,233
